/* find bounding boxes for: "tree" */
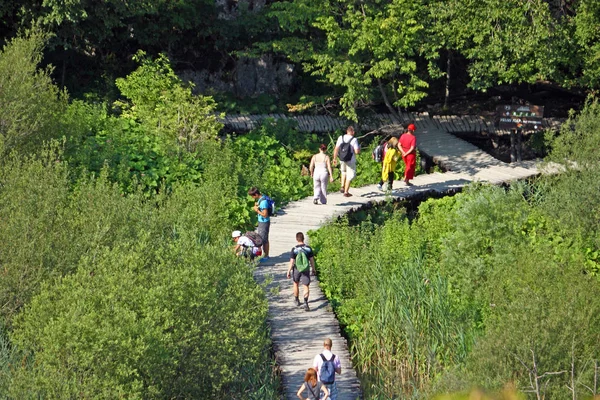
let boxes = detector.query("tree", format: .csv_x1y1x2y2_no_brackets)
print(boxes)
267,0,434,121
115,51,222,153
434,0,573,91
0,31,65,155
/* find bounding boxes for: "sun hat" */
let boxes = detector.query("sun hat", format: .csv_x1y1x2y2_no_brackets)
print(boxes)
407,123,416,132
232,230,242,238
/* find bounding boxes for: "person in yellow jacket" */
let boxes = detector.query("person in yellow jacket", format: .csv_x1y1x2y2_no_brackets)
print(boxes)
377,137,400,191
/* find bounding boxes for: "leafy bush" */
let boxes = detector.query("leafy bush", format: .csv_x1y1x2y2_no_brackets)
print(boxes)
0,149,279,398
9,239,275,399
0,31,65,155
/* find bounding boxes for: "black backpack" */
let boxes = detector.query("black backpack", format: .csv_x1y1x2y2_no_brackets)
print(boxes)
338,136,354,162
245,231,264,247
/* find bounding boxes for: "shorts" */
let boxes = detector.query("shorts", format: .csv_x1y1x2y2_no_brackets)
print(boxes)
292,267,310,286
340,160,356,181
257,221,270,244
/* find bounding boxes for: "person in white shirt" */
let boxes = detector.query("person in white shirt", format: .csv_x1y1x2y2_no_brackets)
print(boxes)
313,338,342,400
333,126,360,197
232,230,261,260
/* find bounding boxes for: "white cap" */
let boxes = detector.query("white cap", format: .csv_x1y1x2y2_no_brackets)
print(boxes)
232,230,242,238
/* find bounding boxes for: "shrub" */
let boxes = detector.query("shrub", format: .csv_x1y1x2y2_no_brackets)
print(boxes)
0,31,65,155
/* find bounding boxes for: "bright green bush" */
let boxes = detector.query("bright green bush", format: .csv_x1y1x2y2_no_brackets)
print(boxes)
0,149,279,398
0,31,65,155
9,239,275,399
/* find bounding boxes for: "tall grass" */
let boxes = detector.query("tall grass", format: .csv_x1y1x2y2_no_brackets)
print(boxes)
311,214,471,398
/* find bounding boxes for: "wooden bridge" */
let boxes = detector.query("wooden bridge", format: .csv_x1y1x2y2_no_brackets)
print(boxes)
222,112,561,136
250,112,556,399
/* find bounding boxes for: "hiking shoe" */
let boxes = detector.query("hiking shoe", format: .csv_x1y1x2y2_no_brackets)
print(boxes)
294,297,301,306
259,256,270,263
313,198,319,205
303,302,310,311
377,184,383,191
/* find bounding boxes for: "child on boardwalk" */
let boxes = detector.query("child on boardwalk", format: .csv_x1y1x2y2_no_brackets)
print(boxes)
296,368,329,400
287,232,316,311
377,136,400,191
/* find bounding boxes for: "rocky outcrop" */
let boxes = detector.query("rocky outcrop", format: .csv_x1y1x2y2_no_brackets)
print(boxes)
180,54,294,98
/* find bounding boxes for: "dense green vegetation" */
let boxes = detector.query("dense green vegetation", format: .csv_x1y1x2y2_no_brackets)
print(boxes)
1,0,599,117
310,100,600,398
0,32,312,398
1,1,599,398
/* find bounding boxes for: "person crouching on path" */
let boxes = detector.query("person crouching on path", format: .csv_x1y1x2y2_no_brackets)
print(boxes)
377,136,400,191
313,338,342,400
310,143,334,205
286,232,316,311
333,126,360,197
231,230,262,260
399,123,417,185
248,186,271,262
296,368,329,400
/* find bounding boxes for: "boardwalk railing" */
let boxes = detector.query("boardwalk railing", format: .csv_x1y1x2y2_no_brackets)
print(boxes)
222,112,562,135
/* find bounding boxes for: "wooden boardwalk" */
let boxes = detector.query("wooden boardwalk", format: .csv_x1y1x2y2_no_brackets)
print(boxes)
252,115,551,400
222,112,561,136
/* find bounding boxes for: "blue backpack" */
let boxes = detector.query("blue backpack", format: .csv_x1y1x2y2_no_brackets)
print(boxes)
259,195,276,217
319,354,336,384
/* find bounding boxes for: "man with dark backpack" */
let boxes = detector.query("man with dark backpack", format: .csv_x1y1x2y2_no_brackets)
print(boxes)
333,126,360,197
286,232,316,311
313,338,342,400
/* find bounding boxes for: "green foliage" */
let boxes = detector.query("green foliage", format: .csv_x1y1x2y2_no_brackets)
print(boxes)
65,53,222,194
0,149,279,398
267,0,432,121
433,0,572,91
310,213,471,398
10,240,274,398
0,31,65,155
229,119,315,214
115,51,223,153
573,0,600,88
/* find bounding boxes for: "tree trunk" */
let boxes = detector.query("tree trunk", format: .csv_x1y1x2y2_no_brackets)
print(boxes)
61,59,66,90
377,78,402,124
443,50,452,110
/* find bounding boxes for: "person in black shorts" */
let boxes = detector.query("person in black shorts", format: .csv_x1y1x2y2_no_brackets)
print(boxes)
286,232,316,311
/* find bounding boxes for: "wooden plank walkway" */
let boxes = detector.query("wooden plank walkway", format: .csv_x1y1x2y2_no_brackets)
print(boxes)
222,112,562,135
252,115,553,399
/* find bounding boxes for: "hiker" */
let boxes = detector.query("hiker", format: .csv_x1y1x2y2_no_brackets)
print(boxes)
399,123,417,185
377,137,400,191
309,143,334,205
232,230,262,260
313,338,342,400
333,126,360,197
286,232,316,311
248,187,274,262
296,368,330,400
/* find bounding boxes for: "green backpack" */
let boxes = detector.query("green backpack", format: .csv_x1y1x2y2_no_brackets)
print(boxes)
295,248,310,273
